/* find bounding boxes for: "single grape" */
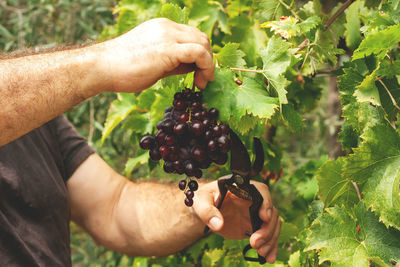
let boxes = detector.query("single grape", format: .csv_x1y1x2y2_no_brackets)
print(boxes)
156,121,163,130
220,124,230,135
192,146,206,162
165,134,175,146
159,145,169,158
214,152,228,165
185,197,194,207
217,135,231,153
194,168,202,178
162,119,174,133
155,131,166,145
188,180,198,191
212,125,222,137
139,135,155,150
174,92,183,100
178,179,186,190
169,145,178,154
194,91,202,101
178,113,189,123
165,106,173,113
190,121,205,136
205,130,213,140
191,101,201,110
207,140,217,152
179,147,191,160
193,111,203,120
208,108,219,119
169,153,179,162
185,161,196,177
174,123,187,135
174,160,184,174
163,112,172,120
149,148,162,161
174,99,186,110
186,190,194,199
163,161,174,173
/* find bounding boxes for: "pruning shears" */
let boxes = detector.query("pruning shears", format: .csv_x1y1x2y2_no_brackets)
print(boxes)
204,130,267,264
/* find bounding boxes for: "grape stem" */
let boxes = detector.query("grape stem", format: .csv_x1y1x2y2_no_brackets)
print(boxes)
324,0,356,30
352,181,362,201
230,68,264,74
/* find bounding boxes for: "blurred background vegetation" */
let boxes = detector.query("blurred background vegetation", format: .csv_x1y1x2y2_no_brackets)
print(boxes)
0,0,343,266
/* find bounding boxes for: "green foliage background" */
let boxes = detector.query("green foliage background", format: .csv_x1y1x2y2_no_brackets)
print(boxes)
2,0,400,266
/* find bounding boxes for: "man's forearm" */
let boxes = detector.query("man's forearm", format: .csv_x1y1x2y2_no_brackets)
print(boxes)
0,45,107,146
111,181,205,257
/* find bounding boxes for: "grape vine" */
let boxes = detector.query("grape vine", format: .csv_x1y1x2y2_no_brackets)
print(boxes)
100,0,400,266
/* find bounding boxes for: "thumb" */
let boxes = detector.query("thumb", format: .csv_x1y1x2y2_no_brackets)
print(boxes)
194,191,224,232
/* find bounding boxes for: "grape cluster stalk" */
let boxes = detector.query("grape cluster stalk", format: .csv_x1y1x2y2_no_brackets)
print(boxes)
139,88,231,206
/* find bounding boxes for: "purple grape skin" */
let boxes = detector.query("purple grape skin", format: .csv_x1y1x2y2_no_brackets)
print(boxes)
220,124,230,134
149,148,162,161
217,135,231,153
185,161,196,177
186,190,194,199
207,140,217,152
165,134,176,146
178,113,189,123
188,180,198,191
194,168,202,178
185,197,194,207
178,179,186,190
155,131,166,145
212,125,222,137
165,106,173,113
159,145,169,158
163,161,175,173
174,123,187,135
190,121,205,136
162,119,174,133
139,135,155,150
208,108,219,119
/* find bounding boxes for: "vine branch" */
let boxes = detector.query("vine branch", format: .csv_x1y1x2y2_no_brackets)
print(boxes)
324,0,356,30
230,67,264,74
352,182,362,201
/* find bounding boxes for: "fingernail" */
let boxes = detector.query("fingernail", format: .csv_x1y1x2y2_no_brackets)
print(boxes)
255,239,266,249
209,217,222,230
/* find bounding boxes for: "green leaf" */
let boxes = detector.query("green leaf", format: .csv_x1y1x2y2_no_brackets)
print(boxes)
306,202,400,266
344,124,400,230
216,43,246,68
281,103,303,133
278,222,299,243
124,152,149,177
201,249,224,266
316,158,358,207
353,24,400,60
122,112,153,135
353,68,381,106
190,0,230,36
299,16,321,33
260,36,293,105
159,3,188,24
203,68,278,126
101,93,136,144
345,1,361,50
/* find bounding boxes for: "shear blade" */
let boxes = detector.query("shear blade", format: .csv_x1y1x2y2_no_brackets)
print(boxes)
229,130,251,176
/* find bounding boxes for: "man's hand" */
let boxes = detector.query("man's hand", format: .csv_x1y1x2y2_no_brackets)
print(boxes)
0,18,214,146
97,18,215,92
193,179,281,264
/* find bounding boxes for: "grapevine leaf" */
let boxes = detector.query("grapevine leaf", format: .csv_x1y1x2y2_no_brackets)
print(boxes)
216,43,246,68
299,16,321,33
150,85,177,126
255,0,286,21
203,68,278,125
189,0,230,36
124,152,149,177
278,222,299,243
281,103,303,133
101,93,136,144
122,112,153,135
260,16,300,39
159,3,188,24
306,202,400,266
316,158,358,207
228,115,260,135
353,68,381,106
260,36,293,105
345,0,361,50
344,124,400,230
136,89,156,110
353,24,400,60
223,15,267,66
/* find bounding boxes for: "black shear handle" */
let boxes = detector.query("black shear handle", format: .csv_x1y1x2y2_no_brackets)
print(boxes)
243,184,267,264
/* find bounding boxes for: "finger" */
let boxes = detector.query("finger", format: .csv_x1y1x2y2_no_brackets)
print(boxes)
265,219,282,263
252,183,273,222
174,43,214,83
249,207,279,249
176,28,212,57
193,190,224,232
258,217,281,259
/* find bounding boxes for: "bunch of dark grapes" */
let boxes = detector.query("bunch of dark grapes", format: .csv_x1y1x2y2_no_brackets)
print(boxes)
139,88,231,207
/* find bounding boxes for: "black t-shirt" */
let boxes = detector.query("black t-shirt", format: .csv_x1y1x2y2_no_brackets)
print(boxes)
0,115,95,266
